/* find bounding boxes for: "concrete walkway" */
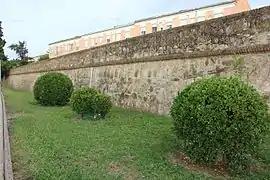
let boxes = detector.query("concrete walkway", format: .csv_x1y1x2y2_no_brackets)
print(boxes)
0,91,13,180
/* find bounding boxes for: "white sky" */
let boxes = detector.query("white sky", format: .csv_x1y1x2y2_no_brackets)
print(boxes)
1,0,269,59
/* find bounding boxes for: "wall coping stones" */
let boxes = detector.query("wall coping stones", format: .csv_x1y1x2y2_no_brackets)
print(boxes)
10,44,270,75
9,5,270,76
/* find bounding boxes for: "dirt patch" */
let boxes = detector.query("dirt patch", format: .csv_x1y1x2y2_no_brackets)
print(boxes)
249,160,270,173
124,169,139,180
7,112,29,120
107,162,124,174
123,155,136,162
107,162,139,180
169,150,270,179
168,151,229,179
12,160,34,180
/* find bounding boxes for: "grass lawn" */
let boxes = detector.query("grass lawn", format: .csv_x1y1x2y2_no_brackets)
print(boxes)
3,88,270,180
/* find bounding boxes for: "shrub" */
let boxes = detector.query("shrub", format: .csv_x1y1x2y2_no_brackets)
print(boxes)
94,93,113,118
170,76,270,175
33,72,73,106
70,87,112,119
38,54,49,61
70,87,99,117
1,60,22,79
1,60,10,79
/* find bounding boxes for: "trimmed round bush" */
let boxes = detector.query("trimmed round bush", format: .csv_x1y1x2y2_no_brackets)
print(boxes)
70,87,99,117
70,87,112,119
94,93,113,118
170,76,270,174
33,72,73,106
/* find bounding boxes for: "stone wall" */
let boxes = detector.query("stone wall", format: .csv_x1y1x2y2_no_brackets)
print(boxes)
7,6,270,115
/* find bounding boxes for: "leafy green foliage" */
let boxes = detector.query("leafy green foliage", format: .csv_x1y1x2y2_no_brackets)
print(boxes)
8,41,29,65
94,93,113,118
70,87,112,119
1,60,22,79
232,55,246,77
1,60,10,79
33,72,73,106
170,76,270,175
0,21,7,61
38,54,49,61
0,23,32,79
70,87,99,117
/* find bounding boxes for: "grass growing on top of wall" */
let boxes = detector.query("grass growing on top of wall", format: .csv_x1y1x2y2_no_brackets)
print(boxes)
4,88,270,180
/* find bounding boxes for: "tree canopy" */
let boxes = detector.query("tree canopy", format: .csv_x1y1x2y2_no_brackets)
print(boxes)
0,21,7,61
0,22,32,79
8,41,29,65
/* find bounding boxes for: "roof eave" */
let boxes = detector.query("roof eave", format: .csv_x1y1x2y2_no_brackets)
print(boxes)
49,0,236,45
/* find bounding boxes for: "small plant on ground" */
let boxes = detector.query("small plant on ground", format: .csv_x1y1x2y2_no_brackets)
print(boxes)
33,72,73,106
94,93,113,118
70,87,112,119
170,76,270,175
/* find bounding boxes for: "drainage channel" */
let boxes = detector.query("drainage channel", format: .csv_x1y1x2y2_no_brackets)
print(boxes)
0,91,13,180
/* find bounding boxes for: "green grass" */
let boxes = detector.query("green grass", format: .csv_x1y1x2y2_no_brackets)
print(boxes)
3,88,270,180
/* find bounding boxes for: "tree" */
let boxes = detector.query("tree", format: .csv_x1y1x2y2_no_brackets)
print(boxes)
8,41,29,65
0,21,7,61
38,53,49,61
1,59,21,79
1,60,8,79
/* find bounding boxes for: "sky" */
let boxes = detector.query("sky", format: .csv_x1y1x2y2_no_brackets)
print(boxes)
1,0,269,59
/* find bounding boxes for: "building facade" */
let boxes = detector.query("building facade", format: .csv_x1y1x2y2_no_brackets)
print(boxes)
48,0,250,58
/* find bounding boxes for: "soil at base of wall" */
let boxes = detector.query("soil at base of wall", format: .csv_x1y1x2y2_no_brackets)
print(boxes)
168,150,270,180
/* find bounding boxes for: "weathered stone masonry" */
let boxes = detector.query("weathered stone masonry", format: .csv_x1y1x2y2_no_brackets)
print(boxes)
7,6,270,115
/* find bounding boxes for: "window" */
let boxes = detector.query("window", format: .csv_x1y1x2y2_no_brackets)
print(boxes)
70,44,74,51
152,26,157,33
106,38,110,43
73,42,79,50
141,27,146,35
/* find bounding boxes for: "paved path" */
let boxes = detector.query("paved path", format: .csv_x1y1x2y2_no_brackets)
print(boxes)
0,91,13,180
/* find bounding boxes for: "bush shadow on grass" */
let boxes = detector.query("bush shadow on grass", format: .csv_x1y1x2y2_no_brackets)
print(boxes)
28,100,39,106
159,132,270,180
28,99,71,108
65,111,112,121
157,132,230,179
